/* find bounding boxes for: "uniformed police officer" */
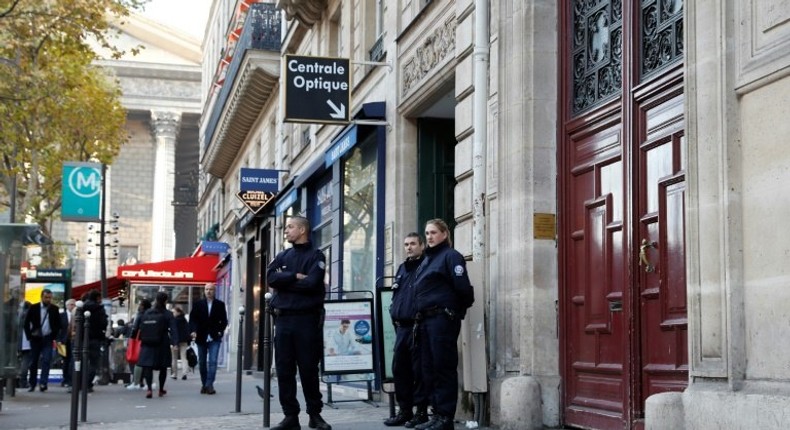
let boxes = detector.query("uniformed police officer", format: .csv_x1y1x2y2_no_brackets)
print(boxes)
412,219,474,430
385,232,429,427
266,216,331,430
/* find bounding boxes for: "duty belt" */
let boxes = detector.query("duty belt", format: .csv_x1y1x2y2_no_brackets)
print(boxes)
393,319,415,328
415,306,456,321
270,308,322,317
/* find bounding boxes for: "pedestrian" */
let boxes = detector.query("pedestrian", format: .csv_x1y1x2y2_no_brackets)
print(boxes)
384,232,429,427
82,289,108,392
412,219,475,430
266,216,331,430
127,299,152,390
17,300,32,389
170,307,190,380
58,299,76,388
189,282,228,395
137,292,178,399
23,289,61,392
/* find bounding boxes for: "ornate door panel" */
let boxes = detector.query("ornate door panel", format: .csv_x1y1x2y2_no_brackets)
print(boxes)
635,90,688,411
559,0,686,428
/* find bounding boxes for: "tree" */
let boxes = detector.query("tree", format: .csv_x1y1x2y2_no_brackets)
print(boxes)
0,0,145,232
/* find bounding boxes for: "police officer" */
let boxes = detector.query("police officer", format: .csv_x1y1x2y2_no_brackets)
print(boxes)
266,216,331,430
385,232,429,427
413,219,474,430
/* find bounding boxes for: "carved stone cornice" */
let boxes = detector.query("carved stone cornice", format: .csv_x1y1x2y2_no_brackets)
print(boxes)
401,17,457,97
150,111,181,140
276,0,327,28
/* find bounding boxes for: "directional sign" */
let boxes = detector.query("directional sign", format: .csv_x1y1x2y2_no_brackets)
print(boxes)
285,54,350,124
61,162,102,222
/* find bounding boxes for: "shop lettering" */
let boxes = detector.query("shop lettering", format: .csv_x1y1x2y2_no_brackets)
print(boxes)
241,177,278,184
121,269,194,279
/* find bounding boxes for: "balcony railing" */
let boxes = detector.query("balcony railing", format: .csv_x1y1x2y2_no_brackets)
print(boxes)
203,2,281,153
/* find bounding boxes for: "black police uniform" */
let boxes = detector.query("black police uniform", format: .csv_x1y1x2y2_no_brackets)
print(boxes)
389,254,428,419
413,240,474,427
266,241,327,419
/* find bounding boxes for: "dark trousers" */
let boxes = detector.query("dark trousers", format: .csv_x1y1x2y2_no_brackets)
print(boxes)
28,335,54,387
417,315,461,418
392,325,426,411
274,313,324,416
86,339,102,388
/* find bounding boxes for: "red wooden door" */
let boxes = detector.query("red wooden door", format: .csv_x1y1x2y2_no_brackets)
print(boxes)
559,1,687,428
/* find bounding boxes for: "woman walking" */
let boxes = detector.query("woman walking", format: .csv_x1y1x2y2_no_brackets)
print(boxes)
137,292,178,398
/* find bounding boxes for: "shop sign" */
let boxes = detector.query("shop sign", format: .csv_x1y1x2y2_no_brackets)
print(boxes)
240,168,280,192
325,125,358,167
237,190,276,215
284,54,350,124
120,269,194,279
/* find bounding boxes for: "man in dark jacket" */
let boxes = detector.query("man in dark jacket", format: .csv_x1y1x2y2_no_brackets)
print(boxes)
189,283,228,395
266,216,331,430
23,289,61,392
385,232,429,427
83,289,108,392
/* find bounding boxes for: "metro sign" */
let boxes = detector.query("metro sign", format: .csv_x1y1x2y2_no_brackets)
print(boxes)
284,54,350,124
61,162,102,222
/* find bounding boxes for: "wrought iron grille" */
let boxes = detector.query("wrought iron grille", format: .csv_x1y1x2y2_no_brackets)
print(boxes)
571,0,623,116
640,0,683,79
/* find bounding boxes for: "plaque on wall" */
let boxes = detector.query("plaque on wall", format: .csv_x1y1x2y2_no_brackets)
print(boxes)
533,213,556,240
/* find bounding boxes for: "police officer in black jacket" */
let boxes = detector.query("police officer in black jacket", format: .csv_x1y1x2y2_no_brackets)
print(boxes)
266,216,331,430
385,232,429,427
412,219,474,430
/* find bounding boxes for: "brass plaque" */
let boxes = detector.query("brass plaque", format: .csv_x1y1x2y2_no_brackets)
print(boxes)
533,213,556,240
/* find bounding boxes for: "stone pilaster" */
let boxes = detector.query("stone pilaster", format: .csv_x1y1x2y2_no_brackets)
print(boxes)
150,110,181,262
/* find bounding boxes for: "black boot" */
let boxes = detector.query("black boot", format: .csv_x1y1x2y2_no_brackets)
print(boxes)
423,415,453,430
405,407,430,428
308,413,332,430
384,408,414,426
271,415,301,430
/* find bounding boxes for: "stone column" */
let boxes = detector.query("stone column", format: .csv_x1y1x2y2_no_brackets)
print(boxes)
150,111,181,262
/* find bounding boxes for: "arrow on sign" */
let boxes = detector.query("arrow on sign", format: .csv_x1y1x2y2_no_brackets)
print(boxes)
327,99,346,119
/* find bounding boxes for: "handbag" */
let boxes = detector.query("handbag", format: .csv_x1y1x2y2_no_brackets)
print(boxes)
56,342,68,357
125,332,142,365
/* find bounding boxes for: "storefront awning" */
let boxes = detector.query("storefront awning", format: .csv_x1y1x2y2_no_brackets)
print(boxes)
116,254,220,285
72,276,125,300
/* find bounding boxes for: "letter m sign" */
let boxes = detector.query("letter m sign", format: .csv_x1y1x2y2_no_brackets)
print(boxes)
61,162,102,222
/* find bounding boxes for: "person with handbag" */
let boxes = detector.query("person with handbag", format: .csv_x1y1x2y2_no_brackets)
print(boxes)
23,289,61,392
126,299,152,390
58,299,76,389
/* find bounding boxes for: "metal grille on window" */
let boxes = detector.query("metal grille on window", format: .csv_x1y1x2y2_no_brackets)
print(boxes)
571,0,623,116
641,0,683,79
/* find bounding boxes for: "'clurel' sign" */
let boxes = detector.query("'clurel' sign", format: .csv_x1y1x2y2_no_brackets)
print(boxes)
284,54,350,124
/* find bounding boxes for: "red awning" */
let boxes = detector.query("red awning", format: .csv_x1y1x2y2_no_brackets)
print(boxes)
72,276,125,300
116,254,219,285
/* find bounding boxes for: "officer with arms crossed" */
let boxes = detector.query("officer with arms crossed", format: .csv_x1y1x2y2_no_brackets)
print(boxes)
385,232,430,427
412,219,474,430
266,216,331,430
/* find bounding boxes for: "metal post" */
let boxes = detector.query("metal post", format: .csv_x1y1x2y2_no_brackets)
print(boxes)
234,306,245,413
69,302,84,430
98,163,110,385
262,293,272,428
81,310,91,422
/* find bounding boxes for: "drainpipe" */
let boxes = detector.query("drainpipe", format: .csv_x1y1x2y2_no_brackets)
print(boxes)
472,0,490,423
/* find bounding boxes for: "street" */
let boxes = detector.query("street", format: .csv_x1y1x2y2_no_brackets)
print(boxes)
1,370,483,429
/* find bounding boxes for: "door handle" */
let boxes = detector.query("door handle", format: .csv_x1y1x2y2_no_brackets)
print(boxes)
639,239,657,273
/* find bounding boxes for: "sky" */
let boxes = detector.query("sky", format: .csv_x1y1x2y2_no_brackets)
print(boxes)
139,0,212,40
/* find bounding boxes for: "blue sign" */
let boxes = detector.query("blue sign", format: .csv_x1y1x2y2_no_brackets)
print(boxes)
200,241,230,255
324,126,357,167
240,168,280,192
275,188,299,216
61,162,102,222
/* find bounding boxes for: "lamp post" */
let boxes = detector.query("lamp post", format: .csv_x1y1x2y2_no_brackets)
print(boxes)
234,305,245,413
81,310,91,422
69,301,84,430
262,292,272,427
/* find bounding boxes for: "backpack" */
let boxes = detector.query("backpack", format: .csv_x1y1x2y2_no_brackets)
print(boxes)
138,310,166,345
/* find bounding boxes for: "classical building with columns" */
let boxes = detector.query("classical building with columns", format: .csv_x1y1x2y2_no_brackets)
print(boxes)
52,13,201,288
197,1,790,429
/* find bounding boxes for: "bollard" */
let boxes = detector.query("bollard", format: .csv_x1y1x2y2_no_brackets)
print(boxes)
262,292,272,428
69,301,84,430
81,310,91,422
234,306,245,413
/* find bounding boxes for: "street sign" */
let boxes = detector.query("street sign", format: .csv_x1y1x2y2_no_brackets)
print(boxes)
61,162,102,222
284,54,350,124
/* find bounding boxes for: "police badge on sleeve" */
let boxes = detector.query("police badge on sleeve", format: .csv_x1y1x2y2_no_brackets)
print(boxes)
454,265,465,276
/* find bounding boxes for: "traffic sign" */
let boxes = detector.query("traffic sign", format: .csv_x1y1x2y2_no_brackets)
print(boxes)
284,54,350,124
61,162,102,222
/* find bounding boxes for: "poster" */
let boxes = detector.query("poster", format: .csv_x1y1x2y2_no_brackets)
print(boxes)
322,299,374,374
